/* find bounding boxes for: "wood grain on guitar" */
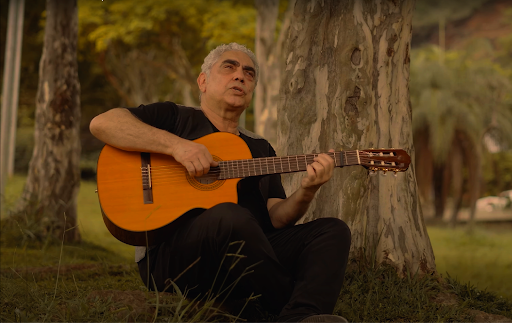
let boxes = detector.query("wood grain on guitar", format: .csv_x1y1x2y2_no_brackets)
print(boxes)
96,132,410,246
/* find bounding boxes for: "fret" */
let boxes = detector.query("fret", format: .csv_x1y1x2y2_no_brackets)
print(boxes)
259,158,263,175
273,158,276,174
295,156,299,171
244,159,249,177
266,157,269,175
304,155,308,170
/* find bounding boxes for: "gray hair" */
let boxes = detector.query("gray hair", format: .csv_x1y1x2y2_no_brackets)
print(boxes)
199,43,259,101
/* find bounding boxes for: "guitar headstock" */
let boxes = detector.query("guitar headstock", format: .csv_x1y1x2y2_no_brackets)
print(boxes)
359,149,410,174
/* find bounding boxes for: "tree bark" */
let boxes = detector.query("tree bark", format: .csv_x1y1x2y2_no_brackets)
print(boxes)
449,135,464,228
15,0,81,243
413,128,434,216
254,0,295,146
278,0,435,273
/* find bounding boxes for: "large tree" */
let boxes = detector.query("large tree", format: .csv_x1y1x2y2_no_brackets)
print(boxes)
14,0,81,243
277,0,435,273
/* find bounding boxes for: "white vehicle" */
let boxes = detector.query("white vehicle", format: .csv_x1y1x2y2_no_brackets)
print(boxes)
498,190,512,209
476,196,509,212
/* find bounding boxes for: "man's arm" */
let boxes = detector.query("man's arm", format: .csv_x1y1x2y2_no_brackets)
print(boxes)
267,151,335,229
89,108,217,176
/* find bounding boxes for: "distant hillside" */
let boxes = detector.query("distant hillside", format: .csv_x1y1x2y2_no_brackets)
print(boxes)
412,0,512,49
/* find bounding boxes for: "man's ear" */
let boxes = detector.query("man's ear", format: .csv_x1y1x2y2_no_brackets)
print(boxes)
197,72,207,94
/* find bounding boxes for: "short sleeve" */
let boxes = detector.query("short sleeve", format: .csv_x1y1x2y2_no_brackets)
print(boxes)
126,101,178,133
267,145,287,200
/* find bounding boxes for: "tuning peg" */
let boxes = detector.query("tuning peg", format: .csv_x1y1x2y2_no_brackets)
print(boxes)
369,170,377,176
393,171,398,177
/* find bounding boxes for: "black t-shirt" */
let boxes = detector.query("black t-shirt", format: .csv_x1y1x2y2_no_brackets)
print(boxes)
127,101,286,233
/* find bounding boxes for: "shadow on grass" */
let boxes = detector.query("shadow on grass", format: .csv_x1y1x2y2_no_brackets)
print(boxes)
2,214,512,322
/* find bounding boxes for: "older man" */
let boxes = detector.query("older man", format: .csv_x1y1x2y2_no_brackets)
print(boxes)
90,43,351,322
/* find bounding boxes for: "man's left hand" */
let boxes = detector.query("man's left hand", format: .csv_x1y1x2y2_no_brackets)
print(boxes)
301,149,335,193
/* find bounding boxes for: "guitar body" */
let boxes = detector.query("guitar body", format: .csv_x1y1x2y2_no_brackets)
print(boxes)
96,132,252,246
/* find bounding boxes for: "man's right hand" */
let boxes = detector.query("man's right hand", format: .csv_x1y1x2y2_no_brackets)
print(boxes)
171,138,219,177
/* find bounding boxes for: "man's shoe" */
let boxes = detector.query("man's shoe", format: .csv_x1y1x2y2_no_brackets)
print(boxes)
300,314,348,322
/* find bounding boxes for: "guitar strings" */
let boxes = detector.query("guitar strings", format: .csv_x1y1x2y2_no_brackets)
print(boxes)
141,151,387,171
99,156,396,185
140,155,389,176
145,156,385,178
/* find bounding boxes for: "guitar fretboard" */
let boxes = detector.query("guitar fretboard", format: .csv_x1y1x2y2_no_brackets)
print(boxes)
217,151,361,179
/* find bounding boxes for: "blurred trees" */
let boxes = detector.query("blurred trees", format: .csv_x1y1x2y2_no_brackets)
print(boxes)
13,0,82,243
410,41,512,223
77,0,256,107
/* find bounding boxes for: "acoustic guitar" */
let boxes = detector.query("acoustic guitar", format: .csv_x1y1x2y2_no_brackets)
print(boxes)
96,132,410,246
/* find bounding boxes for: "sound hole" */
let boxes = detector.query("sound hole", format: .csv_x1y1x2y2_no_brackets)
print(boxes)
186,157,225,191
195,175,217,184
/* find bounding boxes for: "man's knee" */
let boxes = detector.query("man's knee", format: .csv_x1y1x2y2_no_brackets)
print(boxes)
314,217,351,244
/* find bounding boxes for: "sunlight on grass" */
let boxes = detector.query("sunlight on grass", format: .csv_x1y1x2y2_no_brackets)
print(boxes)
1,174,26,218
78,180,135,261
2,175,134,261
427,225,512,301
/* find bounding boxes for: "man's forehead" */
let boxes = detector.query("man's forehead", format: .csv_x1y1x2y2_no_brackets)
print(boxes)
217,51,254,67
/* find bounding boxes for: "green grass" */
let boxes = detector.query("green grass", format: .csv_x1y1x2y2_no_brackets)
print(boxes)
427,225,512,301
2,175,134,260
2,174,512,321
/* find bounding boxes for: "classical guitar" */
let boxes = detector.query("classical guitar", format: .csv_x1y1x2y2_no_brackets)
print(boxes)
96,132,410,246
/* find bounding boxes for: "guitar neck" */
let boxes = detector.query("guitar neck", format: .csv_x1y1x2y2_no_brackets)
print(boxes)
217,151,362,179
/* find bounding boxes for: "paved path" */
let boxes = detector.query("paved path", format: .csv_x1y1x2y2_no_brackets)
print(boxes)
441,208,512,223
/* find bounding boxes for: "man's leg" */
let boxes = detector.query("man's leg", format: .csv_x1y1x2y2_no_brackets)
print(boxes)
266,218,352,322
138,202,293,313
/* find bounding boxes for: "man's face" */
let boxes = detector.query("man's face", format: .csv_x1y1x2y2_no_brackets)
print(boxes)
198,50,256,110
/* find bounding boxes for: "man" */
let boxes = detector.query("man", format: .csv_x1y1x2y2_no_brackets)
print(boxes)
90,43,351,322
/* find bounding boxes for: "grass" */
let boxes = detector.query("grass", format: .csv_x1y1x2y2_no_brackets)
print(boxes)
2,174,512,321
428,225,512,301
2,175,134,260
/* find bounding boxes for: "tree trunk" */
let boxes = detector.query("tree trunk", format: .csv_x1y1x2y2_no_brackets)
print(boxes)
15,0,81,243
433,162,450,219
277,0,435,273
413,128,434,217
449,134,464,228
254,0,294,146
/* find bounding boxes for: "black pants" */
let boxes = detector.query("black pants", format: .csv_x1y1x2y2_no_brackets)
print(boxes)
138,202,351,322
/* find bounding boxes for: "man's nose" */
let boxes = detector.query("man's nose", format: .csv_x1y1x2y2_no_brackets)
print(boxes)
233,69,245,83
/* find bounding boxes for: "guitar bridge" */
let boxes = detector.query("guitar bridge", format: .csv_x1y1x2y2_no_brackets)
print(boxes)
141,153,153,204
